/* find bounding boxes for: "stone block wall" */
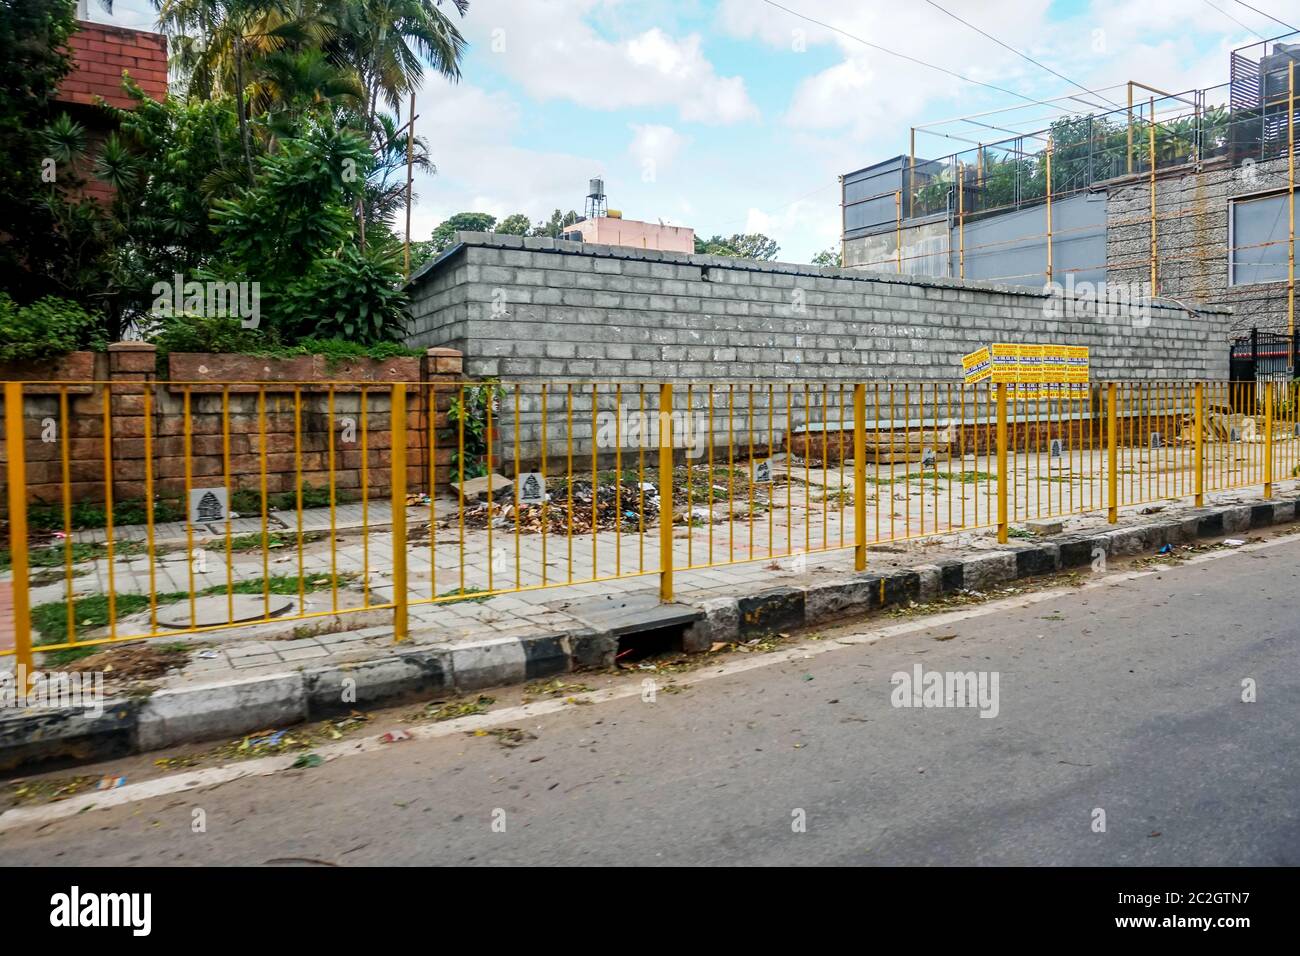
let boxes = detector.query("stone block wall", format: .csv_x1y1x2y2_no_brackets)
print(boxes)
1107,155,1290,335
405,233,1229,470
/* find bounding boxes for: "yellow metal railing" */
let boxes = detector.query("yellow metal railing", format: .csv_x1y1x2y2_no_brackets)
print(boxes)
2,378,1295,673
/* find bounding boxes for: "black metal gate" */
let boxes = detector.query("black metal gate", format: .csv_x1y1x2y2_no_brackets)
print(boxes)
1230,328,1295,382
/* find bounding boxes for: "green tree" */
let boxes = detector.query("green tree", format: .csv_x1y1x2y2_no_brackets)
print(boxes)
430,211,496,251
150,0,308,180
0,0,78,303
811,248,842,267
495,212,531,236
694,233,779,261
326,0,469,136
206,120,408,342
532,208,580,238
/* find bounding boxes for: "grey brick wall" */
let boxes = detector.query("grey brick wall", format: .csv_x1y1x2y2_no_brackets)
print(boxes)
406,233,1230,466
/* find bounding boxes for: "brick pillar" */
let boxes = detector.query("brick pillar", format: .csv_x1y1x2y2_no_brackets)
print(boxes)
423,348,463,493
108,341,158,382
104,342,157,503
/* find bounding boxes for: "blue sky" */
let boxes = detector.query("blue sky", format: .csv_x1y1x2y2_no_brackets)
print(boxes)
90,1,1292,260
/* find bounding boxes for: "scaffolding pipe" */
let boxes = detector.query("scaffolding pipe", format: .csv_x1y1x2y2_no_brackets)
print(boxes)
1290,61,1295,344
895,190,902,273
958,159,965,280
909,129,916,219
1149,96,1158,295
1045,138,1054,286
1127,81,1134,175
839,173,846,270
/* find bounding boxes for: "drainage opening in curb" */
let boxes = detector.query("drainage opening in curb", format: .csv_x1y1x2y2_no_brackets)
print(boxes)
614,623,687,664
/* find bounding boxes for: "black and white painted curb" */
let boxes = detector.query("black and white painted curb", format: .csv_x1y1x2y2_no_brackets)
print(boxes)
3,495,1295,771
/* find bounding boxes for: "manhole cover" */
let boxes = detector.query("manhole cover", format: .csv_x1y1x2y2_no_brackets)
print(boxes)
156,593,293,629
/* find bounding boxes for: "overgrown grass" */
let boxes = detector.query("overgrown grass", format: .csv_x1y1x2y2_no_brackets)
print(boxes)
435,587,492,604
230,482,356,515
222,531,326,552
0,540,151,573
32,593,157,665
26,499,185,533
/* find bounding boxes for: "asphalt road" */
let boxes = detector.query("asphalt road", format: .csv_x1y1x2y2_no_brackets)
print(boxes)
4,537,1299,866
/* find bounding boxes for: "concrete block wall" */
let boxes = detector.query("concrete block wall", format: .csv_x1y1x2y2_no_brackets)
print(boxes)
406,233,1230,467
1107,155,1290,335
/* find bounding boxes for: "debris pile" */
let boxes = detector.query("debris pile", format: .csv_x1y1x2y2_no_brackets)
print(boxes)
456,479,659,534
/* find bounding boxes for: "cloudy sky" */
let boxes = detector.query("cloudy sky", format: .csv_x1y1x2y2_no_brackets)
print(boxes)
89,1,1293,261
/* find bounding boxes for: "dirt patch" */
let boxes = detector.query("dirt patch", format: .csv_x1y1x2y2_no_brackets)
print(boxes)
56,642,192,682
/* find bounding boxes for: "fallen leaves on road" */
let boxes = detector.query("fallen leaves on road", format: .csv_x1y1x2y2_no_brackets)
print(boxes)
408,695,495,723
470,727,536,748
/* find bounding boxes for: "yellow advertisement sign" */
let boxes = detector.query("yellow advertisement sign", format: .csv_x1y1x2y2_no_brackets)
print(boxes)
990,343,1020,384
1065,345,1090,383
962,347,992,384
983,342,1089,398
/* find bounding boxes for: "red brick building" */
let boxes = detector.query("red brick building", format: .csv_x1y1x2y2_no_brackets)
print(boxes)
54,18,168,202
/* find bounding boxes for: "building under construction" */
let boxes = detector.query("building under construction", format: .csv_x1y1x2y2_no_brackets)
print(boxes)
841,33,1300,369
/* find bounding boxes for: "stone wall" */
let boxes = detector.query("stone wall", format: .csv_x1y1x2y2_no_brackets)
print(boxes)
405,233,1229,469
1107,155,1290,335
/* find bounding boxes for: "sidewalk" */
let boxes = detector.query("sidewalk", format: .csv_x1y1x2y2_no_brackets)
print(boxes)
6,474,1292,681
1,473,1295,765
3,443,1287,676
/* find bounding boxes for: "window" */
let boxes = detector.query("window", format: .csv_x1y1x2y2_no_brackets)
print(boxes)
1230,192,1289,285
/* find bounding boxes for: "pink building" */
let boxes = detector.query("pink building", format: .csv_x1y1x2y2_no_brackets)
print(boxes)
562,215,694,254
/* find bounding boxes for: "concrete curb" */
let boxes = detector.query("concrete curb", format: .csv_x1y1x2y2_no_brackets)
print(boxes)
4,494,1297,770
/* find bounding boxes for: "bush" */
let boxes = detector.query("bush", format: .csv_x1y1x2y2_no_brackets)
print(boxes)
276,245,409,343
0,292,104,362
148,312,272,356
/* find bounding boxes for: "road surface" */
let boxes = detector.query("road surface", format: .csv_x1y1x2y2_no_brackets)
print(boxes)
3,535,1299,865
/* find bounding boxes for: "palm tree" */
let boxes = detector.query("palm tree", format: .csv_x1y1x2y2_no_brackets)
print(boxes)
324,0,468,142
255,46,365,142
151,0,313,178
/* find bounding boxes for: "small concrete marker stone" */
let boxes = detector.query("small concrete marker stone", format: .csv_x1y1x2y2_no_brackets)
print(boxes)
451,474,513,502
1026,518,1065,536
156,593,293,629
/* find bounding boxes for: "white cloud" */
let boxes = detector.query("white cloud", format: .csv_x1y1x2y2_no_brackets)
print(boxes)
627,123,688,172
743,190,842,258
409,78,602,239
465,3,759,124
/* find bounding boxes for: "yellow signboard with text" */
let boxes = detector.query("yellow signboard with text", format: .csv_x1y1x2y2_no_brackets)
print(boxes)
982,343,1089,399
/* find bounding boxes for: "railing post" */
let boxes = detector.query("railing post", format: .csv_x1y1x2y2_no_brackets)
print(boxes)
1107,382,1119,523
996,382,1008,544
853,383,867,571
1194,382,1205,507
1264,382,1274,499
391,383,409,641
658,383,674,602
3,382,33,679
